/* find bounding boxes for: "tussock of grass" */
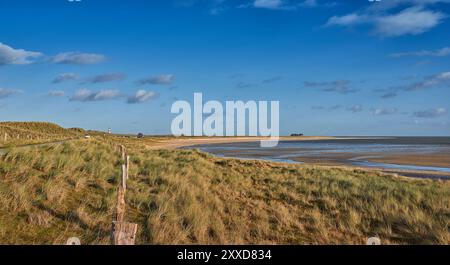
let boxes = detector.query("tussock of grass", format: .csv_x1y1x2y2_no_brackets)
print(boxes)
0,140,119,244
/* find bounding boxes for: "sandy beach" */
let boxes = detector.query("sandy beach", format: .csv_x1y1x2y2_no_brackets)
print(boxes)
143,136,336,149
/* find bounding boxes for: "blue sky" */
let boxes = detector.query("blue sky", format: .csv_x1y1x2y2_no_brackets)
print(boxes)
0,0,449,136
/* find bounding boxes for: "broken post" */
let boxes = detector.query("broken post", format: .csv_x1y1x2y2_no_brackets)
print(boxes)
120,145,125,161
111,221,138,245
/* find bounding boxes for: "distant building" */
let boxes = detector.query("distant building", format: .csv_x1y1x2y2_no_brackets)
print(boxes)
108,128,112,134
290,133,304,137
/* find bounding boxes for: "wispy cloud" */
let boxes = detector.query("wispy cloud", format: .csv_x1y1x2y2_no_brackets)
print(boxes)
0,42,42,65
311,104,363,113
137,74,175,85
47,90,66,97
381,92,398,99
127,90,158,104
262,76,282,84
174,0,228,14
82,73,126,84
413,107,447,118
70,89,121,102
401,71,450,91
52,52,106,65
253,0,284,9
371,107,398,115
326,5,447,37
178,0,324,13
326,13,368,27
390,46,450,58
304,80,359,94
311,105,342,111
0,88,22,99
251,0,323,10
52,73,78,84
346,104,363,113
236,81,258,89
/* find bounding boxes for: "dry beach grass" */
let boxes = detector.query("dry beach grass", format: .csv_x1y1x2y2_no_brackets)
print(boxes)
0,132,448,244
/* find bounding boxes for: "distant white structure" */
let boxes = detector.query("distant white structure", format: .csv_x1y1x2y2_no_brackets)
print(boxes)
108,128,112,134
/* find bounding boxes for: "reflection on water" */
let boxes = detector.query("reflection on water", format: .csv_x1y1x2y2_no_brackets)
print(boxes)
189,137,450,179
352,160,450,173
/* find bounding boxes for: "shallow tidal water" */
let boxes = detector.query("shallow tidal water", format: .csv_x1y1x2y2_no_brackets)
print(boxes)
189,137,450,180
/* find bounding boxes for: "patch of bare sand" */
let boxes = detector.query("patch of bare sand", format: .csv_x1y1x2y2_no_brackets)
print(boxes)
367,152,450,168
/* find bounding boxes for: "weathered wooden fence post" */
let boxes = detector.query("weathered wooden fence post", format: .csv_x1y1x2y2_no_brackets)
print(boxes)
126,155,130,180
121,164,127,190
111,145,138,245
115,186,126,223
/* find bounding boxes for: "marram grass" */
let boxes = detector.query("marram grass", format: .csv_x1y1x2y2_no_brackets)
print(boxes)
1,139,448,244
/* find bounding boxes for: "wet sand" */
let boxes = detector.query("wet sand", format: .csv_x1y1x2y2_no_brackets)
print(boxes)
184,137,450,180
287,151,450,168
288,153,450,180
366,152,450,168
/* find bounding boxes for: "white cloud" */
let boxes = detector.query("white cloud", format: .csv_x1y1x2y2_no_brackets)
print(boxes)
0,88,22,99
374,7,445,37
137,74,175,85
127,90,157,104
304,80,359,94
82,73,126,84
311,105,342,111
52,52,106,65
413,107,448,118
346,104,363,113
326,5,446,37
251,0,319,10
48,90,66,97
254,0,283,9
0,43,42,65
326,13,368,27
371,108,398,115
403,71,450,91
70,89,121,102
52,73,78,84
390,46,450,57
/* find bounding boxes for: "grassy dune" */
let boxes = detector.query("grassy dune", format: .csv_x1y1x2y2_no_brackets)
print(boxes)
0,140,119,244
126,148,450,245
1,138,448,244
0,122,82,147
